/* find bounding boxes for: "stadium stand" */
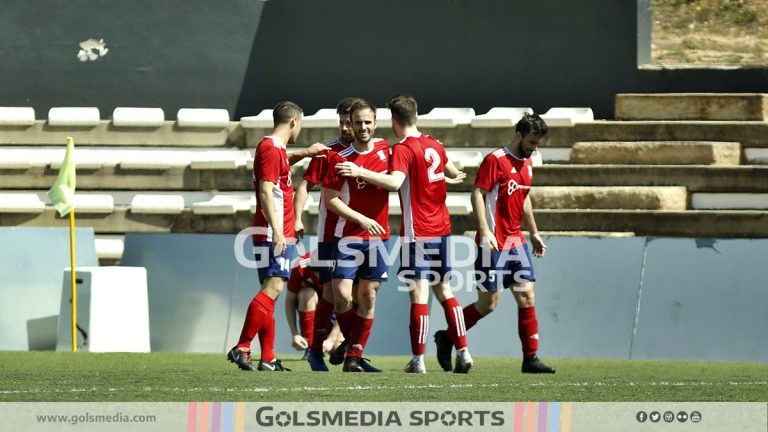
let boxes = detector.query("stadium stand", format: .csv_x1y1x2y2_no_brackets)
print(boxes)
1,94,768,264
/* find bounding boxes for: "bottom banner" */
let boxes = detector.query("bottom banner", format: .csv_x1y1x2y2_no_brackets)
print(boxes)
0,402,765,431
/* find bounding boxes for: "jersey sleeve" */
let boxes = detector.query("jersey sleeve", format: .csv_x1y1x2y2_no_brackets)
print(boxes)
303,151,329,185
256,144,282,183
321,153,344,191
474,154,499,191
390,143,413,175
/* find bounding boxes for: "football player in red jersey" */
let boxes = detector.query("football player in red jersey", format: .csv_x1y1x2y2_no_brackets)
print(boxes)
441,113,555,374
293,97,363,371
335,94,473,374
228,101,328,372
323,99,390,372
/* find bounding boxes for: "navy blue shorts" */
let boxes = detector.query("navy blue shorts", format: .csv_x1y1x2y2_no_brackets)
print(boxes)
398,235,452,282
315,240,337,284
332,238,390,282
474,243,536,292
253,241,296,283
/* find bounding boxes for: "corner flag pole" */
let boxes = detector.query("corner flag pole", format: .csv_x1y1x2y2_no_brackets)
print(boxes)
47,136,78,352
69,209,77,352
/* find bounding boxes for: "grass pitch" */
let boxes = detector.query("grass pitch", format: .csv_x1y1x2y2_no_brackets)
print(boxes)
1,352,766,402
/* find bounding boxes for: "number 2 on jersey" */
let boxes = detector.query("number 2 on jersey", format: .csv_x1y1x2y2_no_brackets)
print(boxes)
424,148,445,183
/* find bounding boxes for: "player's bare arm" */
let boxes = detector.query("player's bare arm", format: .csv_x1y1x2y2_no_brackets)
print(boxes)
335,162,405,192
288,143,331,165
293,179,316,239
471,185,499,251
522,194,546,258
444,160,467,184
284,291,308,350
259,179,286,255
325,188,386,237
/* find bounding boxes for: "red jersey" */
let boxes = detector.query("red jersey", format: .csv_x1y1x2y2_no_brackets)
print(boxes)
474,147,533,249
303,137,350,243
390,133,451,241
251,136,295,242
322,139,391,240
287,252,323,295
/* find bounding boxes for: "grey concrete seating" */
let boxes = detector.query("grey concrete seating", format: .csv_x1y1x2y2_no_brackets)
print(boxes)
240,109,273,129
418,108,475,128
570,141,741,165
691,194,768,210
0,193,45,213
540,107,594,127
112,107,165,127
471,107,533,128
0,107,35,126
615,93,768,121
176,108,230,128
48,107,100,127
531,186,687,210
745,148,768,164
302,109,339,128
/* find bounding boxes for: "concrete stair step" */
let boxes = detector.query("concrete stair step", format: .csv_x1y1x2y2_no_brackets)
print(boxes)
531,186,686,210
570,141,740,165
615,93,768,121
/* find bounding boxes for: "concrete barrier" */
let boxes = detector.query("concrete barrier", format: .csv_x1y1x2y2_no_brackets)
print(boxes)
616,93,768,121
531,186,687,210
570,141,741,165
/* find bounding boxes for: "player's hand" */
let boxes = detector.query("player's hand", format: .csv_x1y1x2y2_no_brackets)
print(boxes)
480,228,499,252
292,335,308,350
335,161,362,178
445,171,467,185
272,232,287,256
294,220,305,240
306,143,331,158
322,337,335,354
530,232,547,258
359,217,386,237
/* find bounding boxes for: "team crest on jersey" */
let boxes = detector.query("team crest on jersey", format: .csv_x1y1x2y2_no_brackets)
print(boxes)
507,179,531,195
356,177,368,189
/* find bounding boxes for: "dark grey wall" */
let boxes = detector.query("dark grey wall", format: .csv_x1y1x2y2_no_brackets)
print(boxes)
1,0,766,120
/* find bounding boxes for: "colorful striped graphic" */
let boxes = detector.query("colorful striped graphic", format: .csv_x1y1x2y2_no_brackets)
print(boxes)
514,402,525,432
512,402,573,432
187,402,246,432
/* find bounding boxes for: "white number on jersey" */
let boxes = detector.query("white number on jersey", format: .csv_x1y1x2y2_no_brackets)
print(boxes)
424,148,445,183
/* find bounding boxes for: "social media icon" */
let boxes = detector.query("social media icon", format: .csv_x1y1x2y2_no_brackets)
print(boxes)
690,411,702,423
677,411,689,422
636,411,648,423
663,411,675,423
650,411,661,422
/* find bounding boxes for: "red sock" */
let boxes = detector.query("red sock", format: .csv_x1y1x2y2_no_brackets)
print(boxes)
463,303,486,331
518,306,539,356
310,297,334,352
346,317,374,358
409,303,429,355
336,305,357,341
299,310,315,347
441,297,467,350
258,315,276,362
237,291,275,349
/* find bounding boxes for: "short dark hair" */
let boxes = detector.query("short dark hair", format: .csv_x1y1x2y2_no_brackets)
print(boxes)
272,101,303,126
386,94,417,126
336,97,361,116
516,113,548,137
349,99,377,120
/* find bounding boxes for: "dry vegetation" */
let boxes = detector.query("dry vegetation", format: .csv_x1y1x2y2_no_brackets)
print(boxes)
652,0,768,65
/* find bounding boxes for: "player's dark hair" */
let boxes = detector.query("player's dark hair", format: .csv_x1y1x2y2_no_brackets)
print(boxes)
386,94,418,127
272,101,303,126
516,113,548,137
349,99,377,120
336,97,361,116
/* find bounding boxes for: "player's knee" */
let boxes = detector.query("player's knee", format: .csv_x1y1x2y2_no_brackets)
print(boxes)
513,283,535,307
297,287,317,309
476,294,500,314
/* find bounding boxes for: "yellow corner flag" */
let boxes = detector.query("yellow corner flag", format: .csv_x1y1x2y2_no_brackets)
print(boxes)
48,136,79,351
48,136,77,216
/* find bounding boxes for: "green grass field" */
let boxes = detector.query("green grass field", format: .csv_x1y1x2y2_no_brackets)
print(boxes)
1,352,766,402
